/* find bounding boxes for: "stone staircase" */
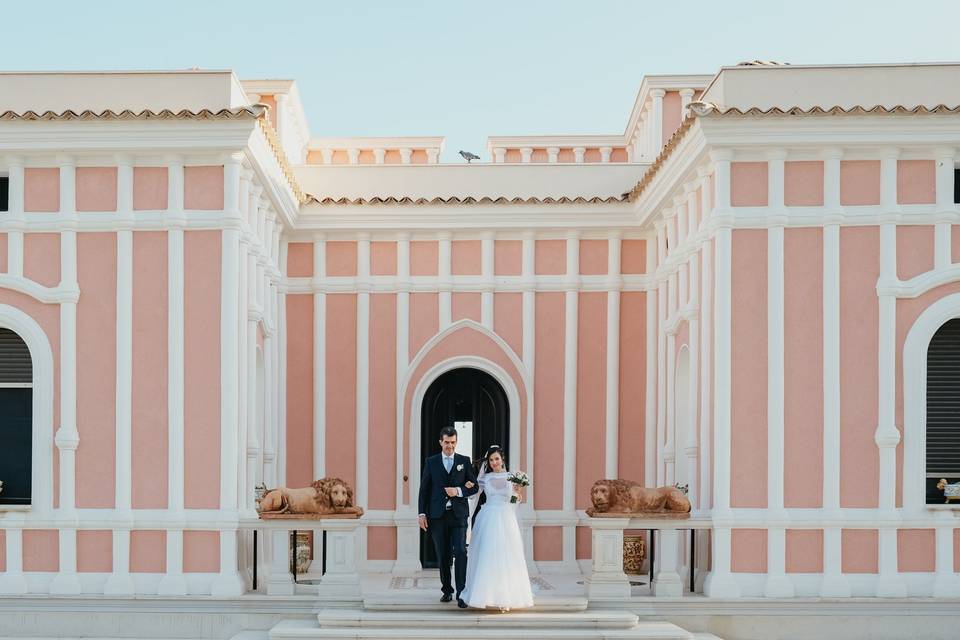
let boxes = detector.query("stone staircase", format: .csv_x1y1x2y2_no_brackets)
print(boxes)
264,605,719,640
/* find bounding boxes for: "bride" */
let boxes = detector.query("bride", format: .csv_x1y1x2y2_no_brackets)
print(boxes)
460,445,534,610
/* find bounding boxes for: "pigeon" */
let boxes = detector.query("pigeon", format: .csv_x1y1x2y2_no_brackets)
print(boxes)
459,150,480,163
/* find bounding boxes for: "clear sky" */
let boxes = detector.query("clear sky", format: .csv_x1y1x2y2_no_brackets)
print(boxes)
3,1,959,161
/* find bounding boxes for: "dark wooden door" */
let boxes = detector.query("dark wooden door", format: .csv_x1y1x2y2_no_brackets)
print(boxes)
419,368,508,567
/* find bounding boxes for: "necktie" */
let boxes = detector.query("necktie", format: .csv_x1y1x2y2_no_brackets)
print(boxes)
444,456,452,473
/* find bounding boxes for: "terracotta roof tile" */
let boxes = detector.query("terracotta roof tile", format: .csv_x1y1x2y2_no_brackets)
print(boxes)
305,194,627,206
625,102,960,202
0,105,265,121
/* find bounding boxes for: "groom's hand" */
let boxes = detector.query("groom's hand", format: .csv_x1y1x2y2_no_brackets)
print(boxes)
444,487,459,497
418,515,428,531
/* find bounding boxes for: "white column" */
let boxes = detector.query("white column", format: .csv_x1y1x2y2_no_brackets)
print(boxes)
652,528,683,597
562,232,580,568
520,147,533,164
0,528,27,594
933,518,960,596
438,233,452,328
818,148,850,597
106,161,136,592
347,148,360,164
399,148,412,165
599,147,613,163
159,156,187,596
266,528,295,595
644,233,657,488
649,89,665,158
876,211,906,598
573,147,586,164
313,236,327,479
480,232,495,330
373,148,385,165
698,171,712,509
426,149,440,164
764,151,792,598
6,156,24,277
547,147,559,163
356,235,371,509
655,223,667,485
51,186,81,594
703,149,739,598
680,88,695,117
934,148,956,269
493,148,506,164
605,234,621,479
212,155,245,597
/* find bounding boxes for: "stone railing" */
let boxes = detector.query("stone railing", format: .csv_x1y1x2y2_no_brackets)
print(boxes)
584,514,712,599
238,516,362,601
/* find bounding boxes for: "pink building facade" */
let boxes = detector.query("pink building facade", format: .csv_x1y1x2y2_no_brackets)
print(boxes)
1,63,960,620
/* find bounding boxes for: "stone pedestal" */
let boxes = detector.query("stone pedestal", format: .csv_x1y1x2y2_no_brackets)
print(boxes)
315,521,361,599
651,529,683,597
585,518,631,599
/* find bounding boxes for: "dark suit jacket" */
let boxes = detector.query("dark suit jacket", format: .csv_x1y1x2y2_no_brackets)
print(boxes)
418,453,479,521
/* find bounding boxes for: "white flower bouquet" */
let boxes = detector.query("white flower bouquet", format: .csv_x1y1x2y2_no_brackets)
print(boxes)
507,471,530,503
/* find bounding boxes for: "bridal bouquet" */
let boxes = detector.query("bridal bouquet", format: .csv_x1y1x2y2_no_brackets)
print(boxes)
507,471,530,503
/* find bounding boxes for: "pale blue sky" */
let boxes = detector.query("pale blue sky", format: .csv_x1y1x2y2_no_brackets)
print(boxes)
4,1,959,161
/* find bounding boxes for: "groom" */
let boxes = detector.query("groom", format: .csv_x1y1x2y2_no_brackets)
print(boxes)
418,426,479,608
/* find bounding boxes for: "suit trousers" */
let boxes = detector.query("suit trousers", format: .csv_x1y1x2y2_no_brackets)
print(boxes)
429,509,468,595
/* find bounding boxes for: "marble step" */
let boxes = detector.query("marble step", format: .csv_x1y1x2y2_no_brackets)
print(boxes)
269,615,696,640
361,594,588,612
319,608,639,629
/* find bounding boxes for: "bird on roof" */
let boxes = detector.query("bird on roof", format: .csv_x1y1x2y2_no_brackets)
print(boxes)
459,150,480,163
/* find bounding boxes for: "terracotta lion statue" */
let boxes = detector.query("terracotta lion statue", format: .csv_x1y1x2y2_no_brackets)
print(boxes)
586,479,691,517
257,477,364,517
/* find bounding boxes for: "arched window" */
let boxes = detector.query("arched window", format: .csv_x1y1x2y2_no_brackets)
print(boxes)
926,318,960,504
0,328,33,506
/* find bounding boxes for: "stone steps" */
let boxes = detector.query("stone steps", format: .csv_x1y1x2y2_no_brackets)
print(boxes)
362,593,588,612
267,609,699,640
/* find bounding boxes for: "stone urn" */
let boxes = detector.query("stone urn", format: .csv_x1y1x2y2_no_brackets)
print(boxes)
290,531,312,575
623,533,646,575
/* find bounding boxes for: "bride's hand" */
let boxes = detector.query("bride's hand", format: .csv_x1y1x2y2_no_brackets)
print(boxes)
465,481,475,489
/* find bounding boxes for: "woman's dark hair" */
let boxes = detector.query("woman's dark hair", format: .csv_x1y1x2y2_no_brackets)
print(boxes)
482,444,506,471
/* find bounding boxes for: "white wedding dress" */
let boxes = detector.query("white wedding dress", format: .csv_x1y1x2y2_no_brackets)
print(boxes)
460,471,534,609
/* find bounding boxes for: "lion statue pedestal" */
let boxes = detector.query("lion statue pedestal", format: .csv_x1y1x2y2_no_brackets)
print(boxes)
586,479,691,518
256,477,364,519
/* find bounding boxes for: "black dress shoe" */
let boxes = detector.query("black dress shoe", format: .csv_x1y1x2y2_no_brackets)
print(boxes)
457,598,468,609
440,593,453,603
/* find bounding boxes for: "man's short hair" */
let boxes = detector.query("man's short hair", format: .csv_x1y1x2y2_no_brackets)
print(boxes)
439,426,458,440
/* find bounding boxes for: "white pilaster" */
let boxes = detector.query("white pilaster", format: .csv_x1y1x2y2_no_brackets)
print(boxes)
0,528,27,594
480,232,495,330
933,520,960,596
399,148,412,164
493,148,506,164
439,234,452,328
573,147,585,164
604,234,621,479
562,232,580,568
356,235,371,509
6,157,24,277
599,147,612,163
314,236,327,479
547,147,559,163
644,233,657,488
396,234,411,511
819,147,850,598
679,88,695,117
655,223,667,486
934,146,956,270
649,89,665,158
520,147,533,164
698,171,712,509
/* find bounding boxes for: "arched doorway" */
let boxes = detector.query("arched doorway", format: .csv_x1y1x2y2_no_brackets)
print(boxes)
0,328,33,506
925,318,960,504
419,367,509,567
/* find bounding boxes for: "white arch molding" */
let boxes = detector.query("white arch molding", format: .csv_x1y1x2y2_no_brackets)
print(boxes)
903,292,960,512
0,304,56,512
393,320,533,574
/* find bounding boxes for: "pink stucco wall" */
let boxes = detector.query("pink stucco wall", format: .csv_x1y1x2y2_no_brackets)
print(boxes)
326,241,357,277
784,161,824,206
183,231,221,509
76,232,118,508
132,231,168,509
839,227,879,508
77,530,112,572
494,240,521,276
368,293,397,510
451,292,481,323
133,167,168,210
285,294,313,487
783,228,823,508
287,242,314,278
451,240,480,275
730,230,767,508
619,291,646,481
785,529,823,573
576,292,606,508
493,292,522,358
534,292,565,510
76,167,118,212
183,166,224,210
842,529,878,573
24,168,59,212
326,294,357,488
